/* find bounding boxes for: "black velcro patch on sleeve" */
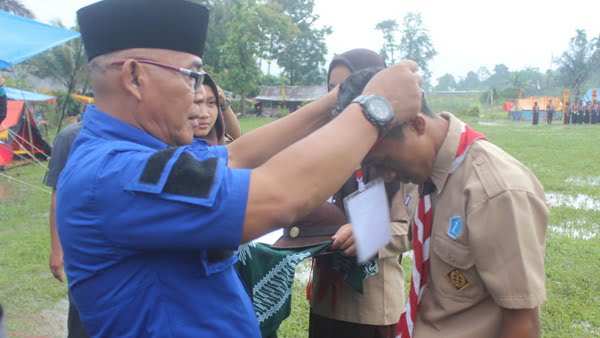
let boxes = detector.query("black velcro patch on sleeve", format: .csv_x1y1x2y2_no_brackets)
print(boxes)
140,148,178,185
163,153,218,198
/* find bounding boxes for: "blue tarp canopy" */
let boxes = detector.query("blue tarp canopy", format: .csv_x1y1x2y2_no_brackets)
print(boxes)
582,88,600,103
6,86,56,102
0,11,80,69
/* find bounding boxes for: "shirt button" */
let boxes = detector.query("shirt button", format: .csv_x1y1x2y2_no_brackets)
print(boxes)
475,158,484,166
450,256,456,263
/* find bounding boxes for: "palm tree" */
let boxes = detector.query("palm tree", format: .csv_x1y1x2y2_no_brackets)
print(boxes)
0,0,36,19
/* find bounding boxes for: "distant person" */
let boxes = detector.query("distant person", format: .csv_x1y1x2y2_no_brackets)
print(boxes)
592,100,599,125
577,100,584,124
0,72,6,124
0,304,6,338
582,102,589,124
563,102,571,125
44,122,89,338
546,100,555,125
193,73,241,144
532,101,540,125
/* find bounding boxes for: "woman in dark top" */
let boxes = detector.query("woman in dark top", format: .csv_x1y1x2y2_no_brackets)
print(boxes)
0,72,7,124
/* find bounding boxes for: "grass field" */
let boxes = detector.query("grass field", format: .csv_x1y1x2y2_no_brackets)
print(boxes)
0,115,598,337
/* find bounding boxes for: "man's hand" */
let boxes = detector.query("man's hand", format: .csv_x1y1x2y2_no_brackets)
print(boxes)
362,60,422,127
331,223,356,256
49,248,64,283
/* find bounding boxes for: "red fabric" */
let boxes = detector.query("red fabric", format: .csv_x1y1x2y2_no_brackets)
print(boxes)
0,142,14,165
395,124,486,338
0,100,25,130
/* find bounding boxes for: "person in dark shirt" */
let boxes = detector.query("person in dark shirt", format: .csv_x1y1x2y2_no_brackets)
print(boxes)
0,72,7,124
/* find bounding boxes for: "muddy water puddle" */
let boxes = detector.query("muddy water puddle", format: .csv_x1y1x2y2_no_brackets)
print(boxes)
545,192,600,211
565,176,600,187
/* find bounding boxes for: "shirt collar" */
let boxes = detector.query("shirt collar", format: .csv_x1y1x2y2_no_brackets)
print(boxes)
82,105,169,150
429,112,462,195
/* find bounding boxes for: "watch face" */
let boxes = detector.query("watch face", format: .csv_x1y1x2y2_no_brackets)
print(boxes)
366,96,394,122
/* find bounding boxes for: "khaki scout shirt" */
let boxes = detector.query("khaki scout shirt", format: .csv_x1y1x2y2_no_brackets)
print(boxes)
310,184,419,325
414,112,548,337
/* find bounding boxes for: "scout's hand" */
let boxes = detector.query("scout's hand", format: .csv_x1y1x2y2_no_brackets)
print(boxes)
362,60,422,127
331,223,356,256
49,247,64,283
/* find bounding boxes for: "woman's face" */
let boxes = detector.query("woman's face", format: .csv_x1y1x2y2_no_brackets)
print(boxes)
328,64,352,91
193,84,219,138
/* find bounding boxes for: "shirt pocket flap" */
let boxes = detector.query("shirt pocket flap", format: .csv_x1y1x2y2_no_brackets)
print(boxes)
432,234,474,270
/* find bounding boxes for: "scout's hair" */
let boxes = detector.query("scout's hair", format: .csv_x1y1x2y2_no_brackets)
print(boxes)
332,67,433,138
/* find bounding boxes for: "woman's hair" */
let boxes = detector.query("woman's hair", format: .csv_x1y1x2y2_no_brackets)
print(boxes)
327,49,386,92
202,73,225,145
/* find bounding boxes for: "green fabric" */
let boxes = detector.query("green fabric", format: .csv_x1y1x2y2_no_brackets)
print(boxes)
236,242,331,337
317,253,379,294
235,242,379,337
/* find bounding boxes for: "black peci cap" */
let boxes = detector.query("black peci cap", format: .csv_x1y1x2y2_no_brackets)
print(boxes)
77,0,209,61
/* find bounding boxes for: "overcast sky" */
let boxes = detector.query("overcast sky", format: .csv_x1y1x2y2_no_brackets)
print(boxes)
20,0,600,81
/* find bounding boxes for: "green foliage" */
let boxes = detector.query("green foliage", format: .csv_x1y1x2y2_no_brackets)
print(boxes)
398,12,437,86
202,0,329,94
275,0,331,85
375,19,399,64
0,0,35,18
466,104,480,117
260,73,291,86
426,92,482,117
435,73,457,91
556,29,599,98
277,105,290,118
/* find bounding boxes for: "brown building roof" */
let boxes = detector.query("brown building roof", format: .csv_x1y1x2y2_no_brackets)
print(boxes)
256,85,326,102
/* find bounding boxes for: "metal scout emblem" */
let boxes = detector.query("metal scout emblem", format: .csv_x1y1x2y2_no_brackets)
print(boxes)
289,227,300,238
447,268,470,291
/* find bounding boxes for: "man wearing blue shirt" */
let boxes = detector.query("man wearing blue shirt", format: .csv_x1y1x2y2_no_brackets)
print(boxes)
59,0,423,336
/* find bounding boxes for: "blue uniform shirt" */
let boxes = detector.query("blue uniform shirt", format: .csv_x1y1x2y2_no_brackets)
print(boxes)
57,106,260,337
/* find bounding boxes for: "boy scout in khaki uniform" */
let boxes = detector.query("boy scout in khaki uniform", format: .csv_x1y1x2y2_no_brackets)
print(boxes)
336,69,548,338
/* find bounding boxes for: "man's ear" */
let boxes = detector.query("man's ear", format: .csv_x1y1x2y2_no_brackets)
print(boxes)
411,115,426,135
120,60,143,101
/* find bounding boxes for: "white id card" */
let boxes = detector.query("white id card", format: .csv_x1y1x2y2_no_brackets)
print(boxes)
343,178,391,264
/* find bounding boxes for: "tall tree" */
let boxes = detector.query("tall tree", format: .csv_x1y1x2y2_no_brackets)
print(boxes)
397,12,437,86
457,71,482,90
375,19,399,64
276,0,331,85
0,0,35,18
435,73,457,91
556,29,599,97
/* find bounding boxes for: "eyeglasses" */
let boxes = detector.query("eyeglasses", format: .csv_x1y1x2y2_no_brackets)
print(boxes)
111,59,205,92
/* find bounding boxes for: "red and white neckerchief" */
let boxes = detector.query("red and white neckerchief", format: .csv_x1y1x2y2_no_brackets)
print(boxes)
395,123,487,338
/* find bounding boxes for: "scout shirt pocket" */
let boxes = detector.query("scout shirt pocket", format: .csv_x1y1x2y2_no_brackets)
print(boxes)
431,234,487,302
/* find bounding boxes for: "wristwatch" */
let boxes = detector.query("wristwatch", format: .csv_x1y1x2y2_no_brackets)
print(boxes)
221,98,232,111
351,95,394,135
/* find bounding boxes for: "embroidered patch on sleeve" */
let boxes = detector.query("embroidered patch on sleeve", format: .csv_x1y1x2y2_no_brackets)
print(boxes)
163,153,218,198
448,216,462,239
